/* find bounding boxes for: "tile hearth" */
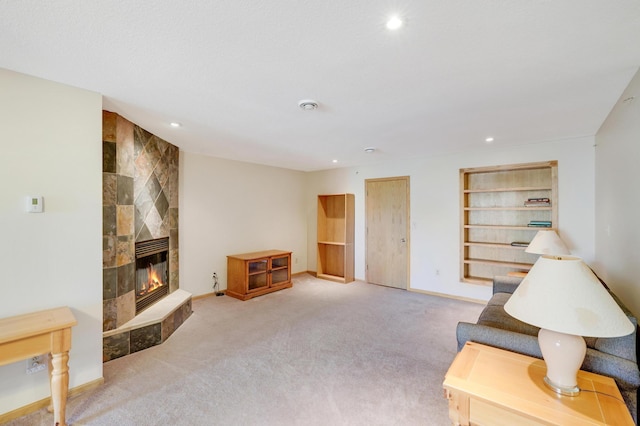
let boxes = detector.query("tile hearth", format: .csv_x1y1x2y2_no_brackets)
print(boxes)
103,289,192,361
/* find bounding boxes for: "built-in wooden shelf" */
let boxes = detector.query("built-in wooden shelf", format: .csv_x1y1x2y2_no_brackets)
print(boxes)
460,161,558,284
317,194,354,283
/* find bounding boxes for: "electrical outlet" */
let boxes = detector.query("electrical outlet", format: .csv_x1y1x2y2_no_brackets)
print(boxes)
26,355,47,374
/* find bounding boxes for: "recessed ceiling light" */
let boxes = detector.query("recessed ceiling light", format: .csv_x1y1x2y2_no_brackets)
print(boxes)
298,100,319,110
485,137,494,143
170,122,181,128
386,15,403,30
364,147,376,153
332,159,338,163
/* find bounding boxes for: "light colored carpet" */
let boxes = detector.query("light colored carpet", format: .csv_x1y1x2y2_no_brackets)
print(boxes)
6,274,484,425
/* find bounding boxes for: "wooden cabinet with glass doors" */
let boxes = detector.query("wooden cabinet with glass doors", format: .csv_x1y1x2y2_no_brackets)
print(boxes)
226,250,292,300
460,161,558,284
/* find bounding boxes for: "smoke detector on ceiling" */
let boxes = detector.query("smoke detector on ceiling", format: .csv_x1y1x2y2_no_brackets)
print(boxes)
298,100,319,110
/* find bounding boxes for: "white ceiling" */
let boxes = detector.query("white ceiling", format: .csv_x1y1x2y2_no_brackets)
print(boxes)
1,1,639,171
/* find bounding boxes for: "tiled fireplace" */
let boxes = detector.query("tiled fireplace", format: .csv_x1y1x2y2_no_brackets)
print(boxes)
102,111,191,361
135,237,170,313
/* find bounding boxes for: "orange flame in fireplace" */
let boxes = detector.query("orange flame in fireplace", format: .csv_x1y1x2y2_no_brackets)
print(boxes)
140,263,164,295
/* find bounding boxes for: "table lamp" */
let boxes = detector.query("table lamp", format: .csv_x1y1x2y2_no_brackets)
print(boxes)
504,255,634,396
525,229,570,255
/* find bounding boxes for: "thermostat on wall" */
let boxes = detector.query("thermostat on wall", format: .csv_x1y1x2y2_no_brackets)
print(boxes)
26,196,43,213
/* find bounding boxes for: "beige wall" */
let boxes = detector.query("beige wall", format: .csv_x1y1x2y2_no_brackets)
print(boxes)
179,152,309,296
0,69,103,413
1,64,636,417
595,67,640,317
306,136,597,302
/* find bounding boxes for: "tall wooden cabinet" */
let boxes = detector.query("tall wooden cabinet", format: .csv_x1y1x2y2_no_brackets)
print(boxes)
460,161,558,284
317,194,355,283
226,250,292,300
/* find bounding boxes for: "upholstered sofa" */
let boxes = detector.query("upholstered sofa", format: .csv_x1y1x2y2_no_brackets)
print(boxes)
456,275,640,423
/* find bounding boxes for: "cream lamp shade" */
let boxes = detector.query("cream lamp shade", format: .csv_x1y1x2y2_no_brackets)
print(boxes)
525,230,570,255
504,255,634,395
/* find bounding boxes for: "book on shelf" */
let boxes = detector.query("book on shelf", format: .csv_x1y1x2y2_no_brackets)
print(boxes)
524,197,551,207
524,201,551,207
527,220,552,228
510,241,529,247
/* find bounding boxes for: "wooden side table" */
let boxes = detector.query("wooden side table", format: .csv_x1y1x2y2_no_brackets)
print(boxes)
0,307,77,426
443,342,634,425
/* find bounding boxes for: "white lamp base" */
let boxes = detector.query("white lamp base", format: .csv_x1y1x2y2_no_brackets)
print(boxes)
542,376,579,396
538,328,586,396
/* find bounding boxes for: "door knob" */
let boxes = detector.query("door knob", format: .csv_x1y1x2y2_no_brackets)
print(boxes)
401,238,406,243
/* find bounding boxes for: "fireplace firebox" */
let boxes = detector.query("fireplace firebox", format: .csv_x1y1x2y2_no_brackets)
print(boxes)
135,237,170,313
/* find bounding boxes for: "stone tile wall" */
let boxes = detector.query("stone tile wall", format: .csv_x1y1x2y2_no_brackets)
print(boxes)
102,111,179,331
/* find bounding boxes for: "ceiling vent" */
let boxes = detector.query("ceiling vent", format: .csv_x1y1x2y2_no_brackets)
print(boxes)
298,100,319,110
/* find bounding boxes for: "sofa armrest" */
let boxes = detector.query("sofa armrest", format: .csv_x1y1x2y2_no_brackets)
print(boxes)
492,275,523,295
456,321,541,357
583,347,640,391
